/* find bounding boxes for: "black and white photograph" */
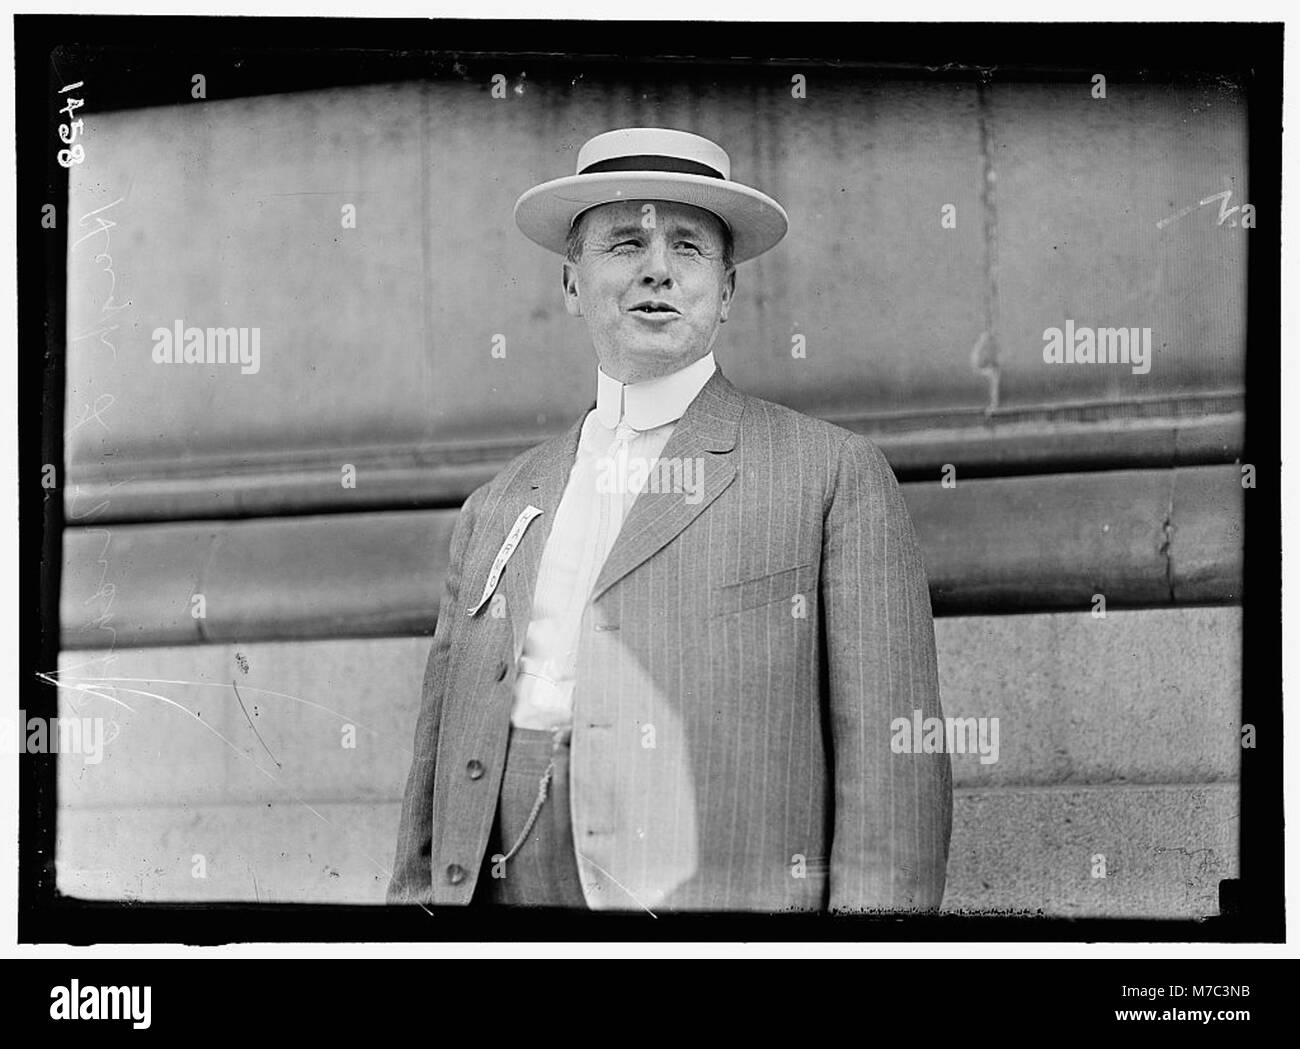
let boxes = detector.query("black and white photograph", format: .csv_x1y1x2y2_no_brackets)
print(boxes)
7,7,1289,997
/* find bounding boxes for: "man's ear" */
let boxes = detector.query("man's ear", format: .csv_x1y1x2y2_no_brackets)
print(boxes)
718,266,737,323
562,261,583,317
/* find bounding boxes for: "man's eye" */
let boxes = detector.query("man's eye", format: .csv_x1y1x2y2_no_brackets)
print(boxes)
675,242,702,254
611,240,640,251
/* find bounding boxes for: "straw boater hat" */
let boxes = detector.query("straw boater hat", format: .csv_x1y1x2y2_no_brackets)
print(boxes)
514,127,788,265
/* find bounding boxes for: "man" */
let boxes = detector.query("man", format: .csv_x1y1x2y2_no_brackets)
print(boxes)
390,127,951,913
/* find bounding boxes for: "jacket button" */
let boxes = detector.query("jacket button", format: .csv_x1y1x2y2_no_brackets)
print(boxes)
466,759,485,780
495,660,509,682
446,864,467,886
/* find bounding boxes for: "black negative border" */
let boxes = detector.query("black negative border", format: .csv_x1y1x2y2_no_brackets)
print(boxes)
16,15,1284,945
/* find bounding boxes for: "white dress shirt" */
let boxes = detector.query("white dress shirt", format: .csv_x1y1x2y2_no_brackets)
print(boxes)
510,351,717,731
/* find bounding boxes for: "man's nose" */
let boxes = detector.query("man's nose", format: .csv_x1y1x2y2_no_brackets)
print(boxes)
639,238,674,286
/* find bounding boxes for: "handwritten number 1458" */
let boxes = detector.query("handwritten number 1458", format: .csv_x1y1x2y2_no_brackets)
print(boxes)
57,81,85,168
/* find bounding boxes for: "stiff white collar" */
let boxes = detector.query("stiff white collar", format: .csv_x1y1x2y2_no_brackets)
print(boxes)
594,352,716,431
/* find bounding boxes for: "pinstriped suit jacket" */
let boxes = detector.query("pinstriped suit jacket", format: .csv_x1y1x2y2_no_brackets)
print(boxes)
390,368,952,912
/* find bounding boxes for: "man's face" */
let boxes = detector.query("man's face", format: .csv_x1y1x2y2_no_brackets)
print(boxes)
562,200,736,383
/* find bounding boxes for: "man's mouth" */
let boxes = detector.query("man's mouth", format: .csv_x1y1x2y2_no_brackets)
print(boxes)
628,301,681,315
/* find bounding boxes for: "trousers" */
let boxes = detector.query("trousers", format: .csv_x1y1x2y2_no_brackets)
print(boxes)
474,726,588,909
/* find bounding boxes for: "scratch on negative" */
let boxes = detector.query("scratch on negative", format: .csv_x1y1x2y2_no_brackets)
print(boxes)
577,854,658,919
233,680,281,768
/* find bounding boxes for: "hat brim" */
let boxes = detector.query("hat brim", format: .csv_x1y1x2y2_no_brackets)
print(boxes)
513,171,788,265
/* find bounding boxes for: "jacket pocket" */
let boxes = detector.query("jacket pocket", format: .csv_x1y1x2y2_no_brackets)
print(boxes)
711,562,815,618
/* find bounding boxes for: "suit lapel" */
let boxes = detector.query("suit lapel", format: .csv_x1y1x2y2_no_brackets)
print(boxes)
501,413,585,659
590,369,744,603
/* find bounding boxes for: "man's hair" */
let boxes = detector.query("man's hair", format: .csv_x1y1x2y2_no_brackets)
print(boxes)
564,206,735,271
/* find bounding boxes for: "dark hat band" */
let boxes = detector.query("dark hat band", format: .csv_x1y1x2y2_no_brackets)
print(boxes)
577,154,725,179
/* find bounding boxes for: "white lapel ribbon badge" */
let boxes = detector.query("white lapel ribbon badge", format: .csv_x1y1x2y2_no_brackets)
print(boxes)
466,505,544,617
